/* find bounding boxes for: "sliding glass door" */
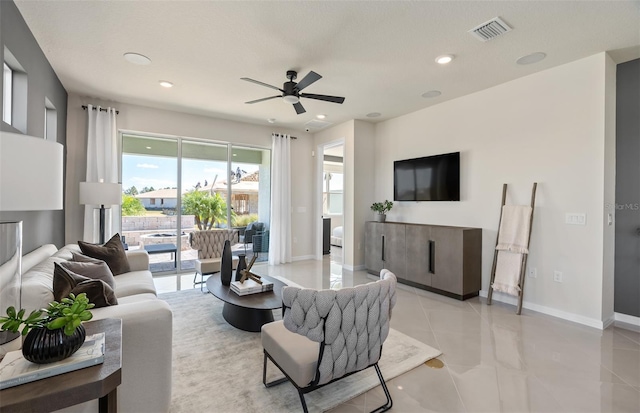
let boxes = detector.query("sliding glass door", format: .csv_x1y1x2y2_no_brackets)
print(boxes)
121,133,270,279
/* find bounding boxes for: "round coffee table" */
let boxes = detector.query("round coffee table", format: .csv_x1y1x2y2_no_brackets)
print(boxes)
206,273,287,332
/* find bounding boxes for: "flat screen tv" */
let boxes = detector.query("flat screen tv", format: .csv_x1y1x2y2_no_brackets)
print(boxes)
394,152,460,201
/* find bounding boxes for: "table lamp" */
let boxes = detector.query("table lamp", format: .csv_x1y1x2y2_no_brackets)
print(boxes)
79,179,122,244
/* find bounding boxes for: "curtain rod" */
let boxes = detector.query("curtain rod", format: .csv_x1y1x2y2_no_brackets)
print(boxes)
81,105,119,115
273,133,297,139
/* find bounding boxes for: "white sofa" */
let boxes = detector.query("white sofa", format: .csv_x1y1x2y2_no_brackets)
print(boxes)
18,244,173,413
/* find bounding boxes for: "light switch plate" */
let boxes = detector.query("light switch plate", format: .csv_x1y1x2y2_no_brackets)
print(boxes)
565,213,586,225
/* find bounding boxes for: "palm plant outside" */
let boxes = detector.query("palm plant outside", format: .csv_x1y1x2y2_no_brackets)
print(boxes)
182,190,228,230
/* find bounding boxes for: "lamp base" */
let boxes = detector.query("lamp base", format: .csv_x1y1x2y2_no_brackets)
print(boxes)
92,207,113,244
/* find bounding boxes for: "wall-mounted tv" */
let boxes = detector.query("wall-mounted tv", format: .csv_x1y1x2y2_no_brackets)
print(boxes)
394,152,460,201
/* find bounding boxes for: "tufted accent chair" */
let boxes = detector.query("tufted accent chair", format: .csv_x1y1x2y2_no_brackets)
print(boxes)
261,269,397,413
189,229,239,290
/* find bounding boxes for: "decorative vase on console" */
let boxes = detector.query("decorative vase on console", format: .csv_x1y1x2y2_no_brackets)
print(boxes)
235,254,247,281
220,240,233,286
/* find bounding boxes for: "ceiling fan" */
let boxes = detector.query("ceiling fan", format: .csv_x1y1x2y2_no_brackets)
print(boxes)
241,70,345,115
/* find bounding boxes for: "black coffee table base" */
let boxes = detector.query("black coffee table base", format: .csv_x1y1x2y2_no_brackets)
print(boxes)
222,302,274,332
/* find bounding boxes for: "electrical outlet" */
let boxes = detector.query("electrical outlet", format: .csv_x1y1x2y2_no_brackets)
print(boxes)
553,270,563,283
528,267,537,278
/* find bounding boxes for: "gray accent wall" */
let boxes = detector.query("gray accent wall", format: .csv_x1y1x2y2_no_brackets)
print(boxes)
614,58,640,318
0,0,68,253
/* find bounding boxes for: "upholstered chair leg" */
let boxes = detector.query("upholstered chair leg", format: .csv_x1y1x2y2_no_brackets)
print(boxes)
297,391,309,413
262,351,289,388
370,364,393,413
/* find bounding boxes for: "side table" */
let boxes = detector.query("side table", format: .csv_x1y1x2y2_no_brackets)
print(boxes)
0,318,123,413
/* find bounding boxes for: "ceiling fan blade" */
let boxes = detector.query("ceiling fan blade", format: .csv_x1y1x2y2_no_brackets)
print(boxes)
296,71,322,91
245,95,282,104
300,93,345,104
241,77,284,92
293,102,306,114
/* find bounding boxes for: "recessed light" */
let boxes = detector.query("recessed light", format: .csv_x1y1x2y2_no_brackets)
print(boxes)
435,54,455,64
159,81,173,88
366,112,381,118
422,90,442,98
316,114,327,120
123,52,151,65
267,118,276,124
233,153,237,157
146,146,151,149
516,52,547,65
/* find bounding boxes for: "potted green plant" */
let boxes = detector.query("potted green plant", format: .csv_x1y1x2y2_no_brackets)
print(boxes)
0,293,94,364
371,200,393,222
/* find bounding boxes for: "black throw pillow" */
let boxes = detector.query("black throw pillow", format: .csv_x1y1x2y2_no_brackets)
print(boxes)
53,263,118,307
78,233,130,275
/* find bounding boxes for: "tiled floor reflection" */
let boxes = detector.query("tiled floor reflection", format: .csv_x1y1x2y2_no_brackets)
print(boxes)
155,254,640,412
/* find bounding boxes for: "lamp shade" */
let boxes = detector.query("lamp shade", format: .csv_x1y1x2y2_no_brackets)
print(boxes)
79,181,122,206
0,132,63,211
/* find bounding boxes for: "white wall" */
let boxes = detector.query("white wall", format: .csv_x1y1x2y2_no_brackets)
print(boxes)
65,93,315,259
374,53,615,327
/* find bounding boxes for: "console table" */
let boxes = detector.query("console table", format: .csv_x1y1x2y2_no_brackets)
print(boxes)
0,318,122,413
365,221,482,300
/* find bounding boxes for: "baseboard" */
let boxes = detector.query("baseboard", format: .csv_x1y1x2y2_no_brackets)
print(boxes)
342,264,365,271
615,312,640,327
479,290,607,330
292,255,315,262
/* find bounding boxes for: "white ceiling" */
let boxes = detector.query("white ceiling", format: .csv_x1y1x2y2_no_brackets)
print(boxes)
15,1,640,131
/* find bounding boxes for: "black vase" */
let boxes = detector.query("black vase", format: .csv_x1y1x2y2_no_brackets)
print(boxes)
235,254,247,281
22,324,86,364
220,240,233,286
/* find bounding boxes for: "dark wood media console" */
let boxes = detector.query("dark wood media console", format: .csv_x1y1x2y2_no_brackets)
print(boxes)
365,221,482,300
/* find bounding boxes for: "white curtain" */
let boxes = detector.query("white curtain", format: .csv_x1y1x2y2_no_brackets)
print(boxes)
83,105,119,243
268,133,292,265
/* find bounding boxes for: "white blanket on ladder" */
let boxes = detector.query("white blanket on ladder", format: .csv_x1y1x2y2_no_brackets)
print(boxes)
496,205,532,254
492,250,522,296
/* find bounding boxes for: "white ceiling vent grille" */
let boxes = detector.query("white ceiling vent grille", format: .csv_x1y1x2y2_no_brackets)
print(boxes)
469,17,512,42
304,119,332,131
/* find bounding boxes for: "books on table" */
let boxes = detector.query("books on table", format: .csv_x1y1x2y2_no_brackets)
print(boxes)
230,278,274,296
0,332,105,390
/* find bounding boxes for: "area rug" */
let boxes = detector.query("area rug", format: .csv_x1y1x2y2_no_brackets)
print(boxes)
160,288,441,413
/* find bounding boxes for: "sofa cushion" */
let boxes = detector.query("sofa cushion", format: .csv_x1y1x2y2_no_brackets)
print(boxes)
58,253,116,290
113,270,157,298
53,263,118,307
78,233,130,275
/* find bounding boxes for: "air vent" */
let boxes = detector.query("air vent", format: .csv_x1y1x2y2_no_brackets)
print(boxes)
304,119,332,131
469,17,512,42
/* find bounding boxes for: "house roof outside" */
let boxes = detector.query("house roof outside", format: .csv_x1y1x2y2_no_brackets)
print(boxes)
135,188,180,199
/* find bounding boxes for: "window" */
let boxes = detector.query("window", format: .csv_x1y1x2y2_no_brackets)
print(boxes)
150,198,156,205
3,62,11,125
44,98,57,141
323,172,343,214
3,47,27,133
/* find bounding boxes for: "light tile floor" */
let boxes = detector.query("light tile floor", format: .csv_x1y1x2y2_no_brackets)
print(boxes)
154,249,640,412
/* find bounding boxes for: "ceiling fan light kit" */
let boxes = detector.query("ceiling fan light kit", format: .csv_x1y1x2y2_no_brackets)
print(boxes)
242,70,345,115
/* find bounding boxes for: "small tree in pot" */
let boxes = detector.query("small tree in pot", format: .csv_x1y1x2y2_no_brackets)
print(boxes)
371,200,393,222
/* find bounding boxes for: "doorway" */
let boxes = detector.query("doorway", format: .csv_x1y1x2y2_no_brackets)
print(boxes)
120,133,271,287
317,141,344,265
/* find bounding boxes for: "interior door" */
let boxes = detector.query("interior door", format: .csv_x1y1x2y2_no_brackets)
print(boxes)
614,59,640,318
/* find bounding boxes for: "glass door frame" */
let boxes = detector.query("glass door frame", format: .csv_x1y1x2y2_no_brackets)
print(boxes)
119,129,271,289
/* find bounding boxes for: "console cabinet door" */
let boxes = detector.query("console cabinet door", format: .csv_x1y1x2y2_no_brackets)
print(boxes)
381,223,406,279
365,222,384,273
405,225,432,286
430,227,463,294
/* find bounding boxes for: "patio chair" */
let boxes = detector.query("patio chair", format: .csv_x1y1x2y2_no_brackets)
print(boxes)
189,229,239,291
261,269,397,413
240,221,264,248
